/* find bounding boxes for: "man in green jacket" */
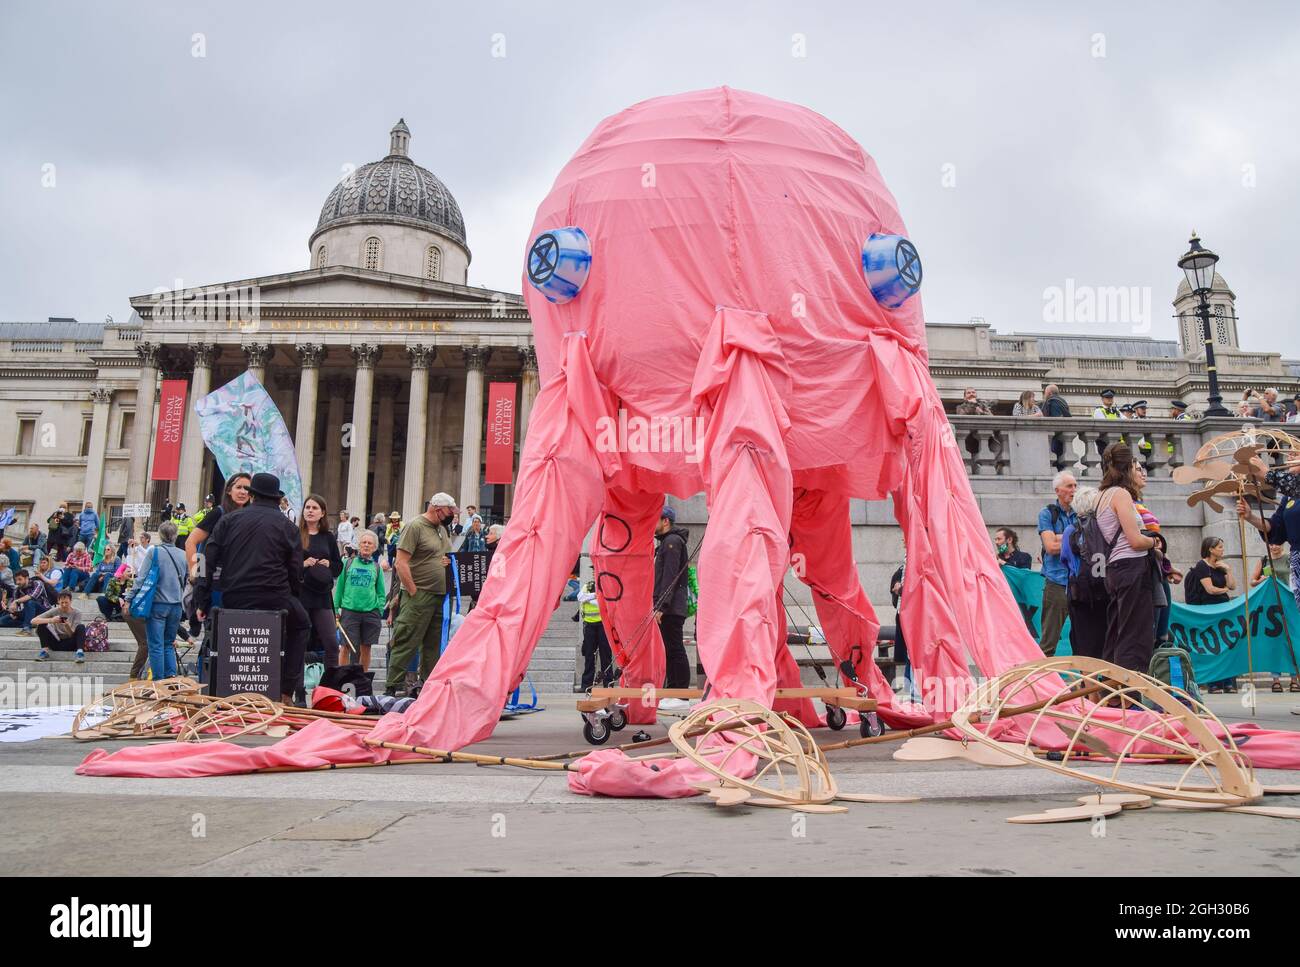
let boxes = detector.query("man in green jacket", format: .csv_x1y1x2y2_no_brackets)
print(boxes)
385,493,455,696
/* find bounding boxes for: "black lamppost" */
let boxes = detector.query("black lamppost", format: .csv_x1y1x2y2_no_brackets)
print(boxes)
1177,232,1229,417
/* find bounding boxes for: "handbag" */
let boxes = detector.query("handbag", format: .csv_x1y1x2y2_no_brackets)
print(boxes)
128,547,161,619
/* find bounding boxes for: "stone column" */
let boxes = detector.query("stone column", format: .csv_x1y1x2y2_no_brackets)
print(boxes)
459,346,491,512
273,370,299,433
294,344,324,496
402,344,435,520
322,375,348,511
345,344,380,520
125,342,160,529
243,342,272,384
423,375,450,505
83,387,114,511
517,345,540,445
176,343,216,511
372,374,401,515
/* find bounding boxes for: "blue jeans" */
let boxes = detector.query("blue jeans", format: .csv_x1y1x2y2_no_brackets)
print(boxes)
0,599,39,630
146,600,181,680
60,568,89,592
84,572,111,595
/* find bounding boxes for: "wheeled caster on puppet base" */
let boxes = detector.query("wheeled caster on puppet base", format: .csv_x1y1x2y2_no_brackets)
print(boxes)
575,687,876,743
579,704,628,745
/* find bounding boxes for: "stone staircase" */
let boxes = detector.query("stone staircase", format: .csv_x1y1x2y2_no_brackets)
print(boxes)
0,594,587,699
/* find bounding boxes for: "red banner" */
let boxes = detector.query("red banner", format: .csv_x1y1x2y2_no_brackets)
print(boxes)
151,378,188,481
485,382,517,484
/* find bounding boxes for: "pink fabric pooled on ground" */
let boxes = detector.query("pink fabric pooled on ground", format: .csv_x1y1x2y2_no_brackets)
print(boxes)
76,719,379,778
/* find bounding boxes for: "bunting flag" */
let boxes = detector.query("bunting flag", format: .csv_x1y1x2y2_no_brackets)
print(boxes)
196,371,303,513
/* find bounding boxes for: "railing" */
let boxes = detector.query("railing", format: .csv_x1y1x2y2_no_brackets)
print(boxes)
1078,358,1124,371
946,415,1283,481
8,340,64,353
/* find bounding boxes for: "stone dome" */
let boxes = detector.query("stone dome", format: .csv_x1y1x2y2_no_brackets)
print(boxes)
311,120,466,248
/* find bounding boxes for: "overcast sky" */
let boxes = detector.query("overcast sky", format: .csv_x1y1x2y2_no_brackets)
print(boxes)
2,1,1297,355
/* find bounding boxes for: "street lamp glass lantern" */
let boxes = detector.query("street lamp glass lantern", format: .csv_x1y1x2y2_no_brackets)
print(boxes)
1178,232,1219,293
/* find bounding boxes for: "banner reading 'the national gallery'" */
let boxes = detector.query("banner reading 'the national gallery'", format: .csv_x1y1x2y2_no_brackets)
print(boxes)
485,382,517,484
151,379,188,481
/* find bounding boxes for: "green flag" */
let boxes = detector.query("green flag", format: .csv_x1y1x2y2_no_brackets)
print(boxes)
91,514,107,565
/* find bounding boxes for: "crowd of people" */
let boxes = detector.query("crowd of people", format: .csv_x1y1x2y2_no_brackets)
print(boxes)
956,384,1300,424
0,478,505,704
7,398,1296,705
991,446,1300,694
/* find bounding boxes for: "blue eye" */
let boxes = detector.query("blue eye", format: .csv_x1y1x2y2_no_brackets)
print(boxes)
527,227,592,304
862,233,922,308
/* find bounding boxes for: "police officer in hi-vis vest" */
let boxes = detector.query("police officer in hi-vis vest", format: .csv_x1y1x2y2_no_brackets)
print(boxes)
1092,388,1121,419
576,580,613,690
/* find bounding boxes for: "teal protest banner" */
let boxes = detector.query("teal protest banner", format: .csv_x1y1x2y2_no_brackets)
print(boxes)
1000,565,1072,655
1000,565,1300,680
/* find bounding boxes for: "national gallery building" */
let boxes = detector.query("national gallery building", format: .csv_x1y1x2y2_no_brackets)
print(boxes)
2,120,1299,541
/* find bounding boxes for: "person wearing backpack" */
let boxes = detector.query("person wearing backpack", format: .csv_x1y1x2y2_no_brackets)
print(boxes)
1062,486,1106,659
334,529,387,671
1037,471,1077,656
653,505,692,701
1095,443,1157,672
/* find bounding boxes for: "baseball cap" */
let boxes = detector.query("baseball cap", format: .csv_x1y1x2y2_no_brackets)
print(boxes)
661,506,676,523
429,493,457,508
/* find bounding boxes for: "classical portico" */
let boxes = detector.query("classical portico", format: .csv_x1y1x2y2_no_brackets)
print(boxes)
121,120,535,523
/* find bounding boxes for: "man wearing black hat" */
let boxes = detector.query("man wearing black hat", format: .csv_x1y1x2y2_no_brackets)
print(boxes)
1164,400,1191,457
1092,390,1120,420
194,472,309,705
1130,400,1153,460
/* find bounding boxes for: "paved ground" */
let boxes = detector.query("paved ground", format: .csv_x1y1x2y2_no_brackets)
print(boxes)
2,691,1298,876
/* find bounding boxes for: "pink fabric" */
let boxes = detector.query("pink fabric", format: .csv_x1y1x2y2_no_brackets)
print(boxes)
591,487,666,725
789,488,931,729
76,87,1300,786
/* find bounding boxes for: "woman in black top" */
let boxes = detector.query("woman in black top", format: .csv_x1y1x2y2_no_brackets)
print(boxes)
299,494,343,675
1185,536,1237,693
184,473,252,577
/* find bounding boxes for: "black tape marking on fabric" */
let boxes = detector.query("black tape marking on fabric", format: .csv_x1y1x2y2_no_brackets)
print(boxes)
598,513,633,553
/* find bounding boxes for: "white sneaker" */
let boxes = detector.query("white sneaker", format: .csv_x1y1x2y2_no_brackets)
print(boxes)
657,697,691,711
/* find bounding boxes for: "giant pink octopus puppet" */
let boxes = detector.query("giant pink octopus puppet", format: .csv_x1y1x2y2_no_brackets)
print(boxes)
78,88,1300,791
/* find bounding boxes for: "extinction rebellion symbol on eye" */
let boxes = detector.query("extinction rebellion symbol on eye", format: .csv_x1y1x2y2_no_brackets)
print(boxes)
896,239,922,290
526,227,592,304
861,233,922,308
528,233,560,285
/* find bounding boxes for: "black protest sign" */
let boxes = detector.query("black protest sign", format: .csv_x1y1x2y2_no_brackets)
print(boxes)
211,608,282,697
447,550,491,598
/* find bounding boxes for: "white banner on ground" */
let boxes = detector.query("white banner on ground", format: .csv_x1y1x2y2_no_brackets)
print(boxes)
0,705,87,742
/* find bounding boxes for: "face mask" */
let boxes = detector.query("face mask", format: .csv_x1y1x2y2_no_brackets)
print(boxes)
997,543,1009,554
